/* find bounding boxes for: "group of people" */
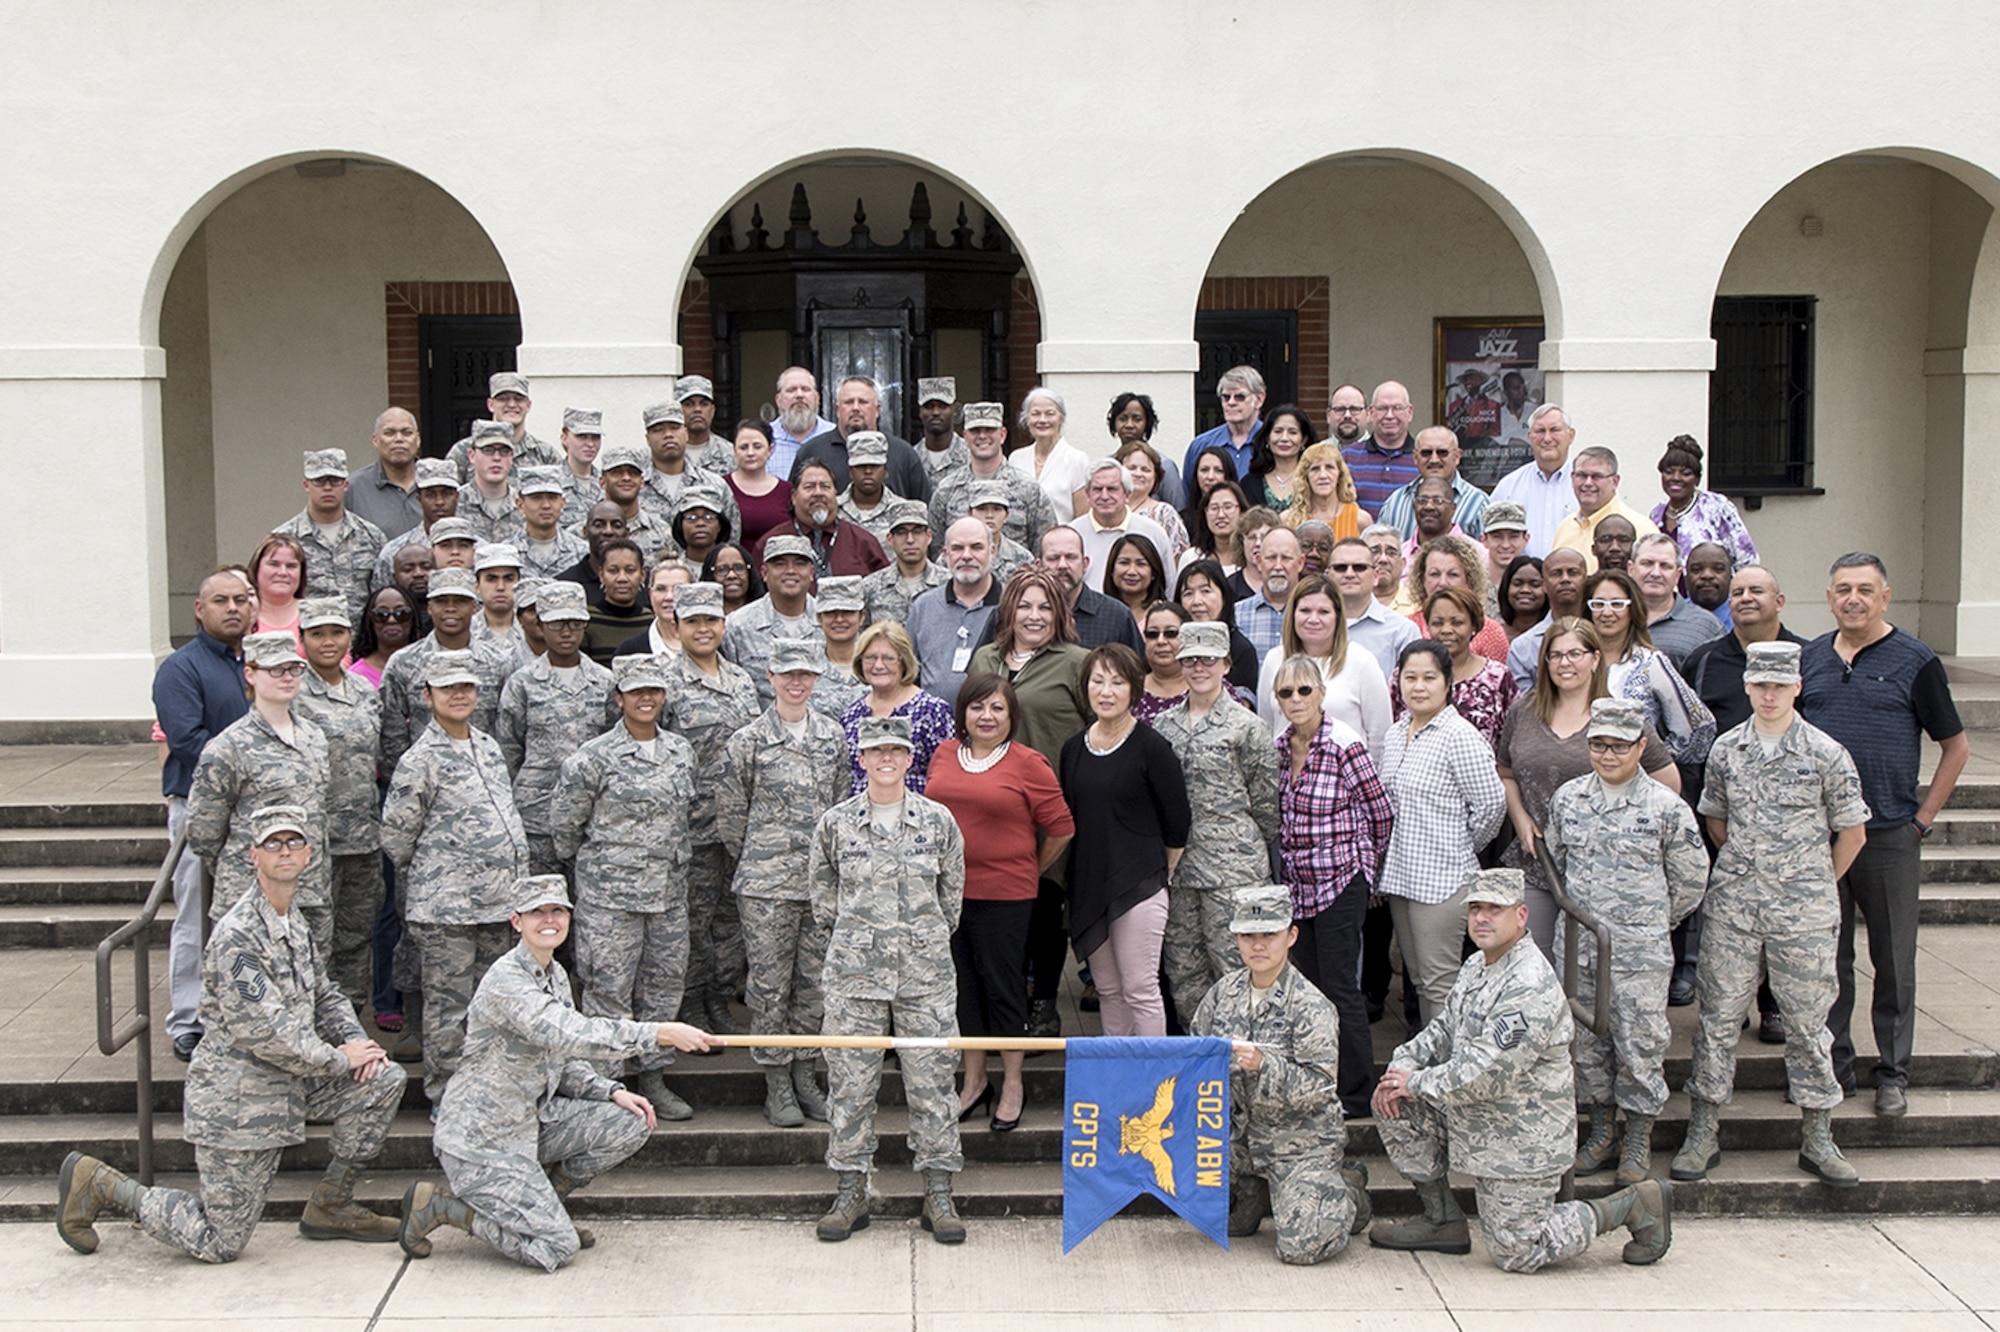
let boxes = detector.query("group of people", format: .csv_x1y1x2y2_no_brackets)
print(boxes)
58,362,1966,1274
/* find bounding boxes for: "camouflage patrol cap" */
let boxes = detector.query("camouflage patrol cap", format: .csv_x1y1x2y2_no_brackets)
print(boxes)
303,448,349,480
1482,500,1529,533
428,517,479,546
855,715,914,751
846,431,890,466
251,804,312,844
514,576,548,611
516,465,565,496
676,482,727,518
918,376,956,405
243,632,305,669
1742,640,1802,685
534,581,589,622
1465,867,1527,907
676,581,726,620
814,576,866,613
769,637,828,675
423,648,480,688
962,402,1006,431
474,542,523,573
888,499,931,532
763,534,814,564
674,375,716,404
470,420,516,451
598,442,650,474
426,567,479,601
489,372,531,397
1228,885,1294,935
967,477,1012,510
642,401,685,428
612,652,671,692
1176,620,1231,661
296,597,351,631
562,408,603,437
1587,696,1645,742
510,874,572,915
415,458,459,490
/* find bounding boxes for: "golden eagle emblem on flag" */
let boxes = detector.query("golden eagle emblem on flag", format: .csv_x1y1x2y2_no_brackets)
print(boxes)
1117,1076,1178,1196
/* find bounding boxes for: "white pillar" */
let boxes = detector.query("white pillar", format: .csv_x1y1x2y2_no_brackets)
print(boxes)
1540,337,1716,518
1036,339,1200,468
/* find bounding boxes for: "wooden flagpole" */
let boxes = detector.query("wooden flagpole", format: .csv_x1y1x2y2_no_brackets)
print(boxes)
714,1034,1070,1051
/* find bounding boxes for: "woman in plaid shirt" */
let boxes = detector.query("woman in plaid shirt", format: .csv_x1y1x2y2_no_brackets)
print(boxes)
1274,653,1395,1118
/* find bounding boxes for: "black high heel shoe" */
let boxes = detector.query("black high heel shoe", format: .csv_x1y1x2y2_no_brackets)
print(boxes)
957,1084,994,1123
990,1091,1023,1133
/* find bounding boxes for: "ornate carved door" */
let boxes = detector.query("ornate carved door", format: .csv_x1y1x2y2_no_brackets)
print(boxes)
1192,311,1297,434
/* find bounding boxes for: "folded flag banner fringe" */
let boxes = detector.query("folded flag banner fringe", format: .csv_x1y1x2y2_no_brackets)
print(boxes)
1061,1035,1232,1253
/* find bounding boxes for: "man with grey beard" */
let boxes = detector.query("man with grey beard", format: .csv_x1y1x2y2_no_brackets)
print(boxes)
904,517,1000,705
771,366,834,483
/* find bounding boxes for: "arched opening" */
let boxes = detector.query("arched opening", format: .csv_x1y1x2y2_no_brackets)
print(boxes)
155,156,515,622
678,156,1042,444
1197,153,1556,488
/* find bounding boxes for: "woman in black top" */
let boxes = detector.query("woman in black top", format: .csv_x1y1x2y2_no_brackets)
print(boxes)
1058,643,1191,1038
1175,558,1261,692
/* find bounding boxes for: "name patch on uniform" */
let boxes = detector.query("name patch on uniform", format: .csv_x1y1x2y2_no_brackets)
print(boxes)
1492,1009,1528,1050
231,954,268,1003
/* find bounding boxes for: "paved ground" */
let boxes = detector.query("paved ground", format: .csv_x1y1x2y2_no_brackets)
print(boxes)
10,1213,2000,1329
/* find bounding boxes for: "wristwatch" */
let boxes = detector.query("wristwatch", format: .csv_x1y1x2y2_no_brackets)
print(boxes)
1915,820,1934,839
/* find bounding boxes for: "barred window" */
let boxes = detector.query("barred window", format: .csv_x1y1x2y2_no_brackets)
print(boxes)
1708,295,1817,495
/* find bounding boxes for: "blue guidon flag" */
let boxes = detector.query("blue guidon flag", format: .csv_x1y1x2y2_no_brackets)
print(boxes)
1061,1036,1232,1253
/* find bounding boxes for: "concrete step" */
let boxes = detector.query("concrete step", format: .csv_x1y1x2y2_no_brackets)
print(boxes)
1926,810,2000,845
1929,779,2000,810
0,902,175,949
0,866,153,906
1921,847,2000,884
0,801,164,831
0,826,168,869
1921,882,2000,925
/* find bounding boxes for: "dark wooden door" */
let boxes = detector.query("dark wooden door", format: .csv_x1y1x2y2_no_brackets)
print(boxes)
418,315,522,456
1193,311,1297,434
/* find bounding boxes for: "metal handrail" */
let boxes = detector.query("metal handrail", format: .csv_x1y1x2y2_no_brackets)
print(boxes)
94,821,193,1185
1533,842,1615,1037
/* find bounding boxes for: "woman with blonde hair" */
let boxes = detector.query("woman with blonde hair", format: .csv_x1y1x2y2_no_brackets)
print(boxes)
839,620,954,793
1285,443,1369,538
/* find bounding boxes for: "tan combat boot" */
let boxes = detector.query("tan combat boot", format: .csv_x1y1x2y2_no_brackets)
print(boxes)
1368,1176,1471,1254
1574,1104,1617,1175
1616,1112,1656,1184
56,1152,148,1255
1798,1107,1860,1188
299,1158,399,1242
1342,1158,1373,1236
791,1060,831,1122
547,1164,595,1249
398,1179,472,1259
920,1168,966,1244
816,1171,871,1241
763,1068,805,1128
1590,1177,1673,1265
635,1068,694,1121
1671,1098,1723,1181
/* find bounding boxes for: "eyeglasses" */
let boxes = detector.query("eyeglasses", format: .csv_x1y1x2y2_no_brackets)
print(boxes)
1328,405,1367,415
1143,627,1181,640
1274,685,1318,700
1587,739,1638,756
370,607,413,622
1218,391,1253,403
472,444,515,457
1587,598,1632,612
1329,562,1371,573
1547,648,1596,663
1572,470,1613,482
1373,404,1412,415
255,662,308,678
257,835,308,852
1415,448,1455,459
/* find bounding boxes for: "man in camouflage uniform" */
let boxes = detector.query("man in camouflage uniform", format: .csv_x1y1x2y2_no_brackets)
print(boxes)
380,649,529,1105
1372,868,1673,1270
592,441,680,566
967,478,1037,583
443,371,561,482
810,716,969,1244
1674,641,1872,1187
271,448,387,623
723,534,823,703
378,567,519,772
641,401,743,535
1545,698,1708,1183
810,577,870,720
927,399,1056,552
550,653,701,1121
457,419,530,546
664,581,764,1036
471,542,531,666
1191,885,1368,1266
514,466,590,580
59,807,404,1261
186,633,334,949
674,375,737,474
495,582,615,876
424,514,480,576
862,499,946,625
914,376,971,482
837,429,901,542
371,457,461,591
293,598,384,1004
1154,621,1280,1028
399,877,716,1270
715,638,850,1127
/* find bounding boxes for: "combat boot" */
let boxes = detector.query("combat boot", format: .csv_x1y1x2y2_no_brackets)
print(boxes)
1616,1112,1656,1184
1574,1104,1617,1176
1027,999,1061,1039
1368,1176,1470,1254
920,1168,967,1244
547,1164,595,1249
763,1067,805,1127
391,1006,424,1063
398,1179,472,1259
1671,1098,1723,1181
1590,1177,1673,1265
791,1060,831,1122
1798,1107,1860,1188
299,1158,399,1242
636,1068,694,1121
56,1152,148,1255
1227,1172,1270,1236
1341,1158,1373,1236
702,990,745,1036
679,990,722,1054
816,1171,871,1241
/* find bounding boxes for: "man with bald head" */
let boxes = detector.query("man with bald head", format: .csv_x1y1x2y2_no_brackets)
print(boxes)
348,407,425,537
1377,426,1491,542
1508,546,1590,694
1342,381,1423,515
904,517,1001,705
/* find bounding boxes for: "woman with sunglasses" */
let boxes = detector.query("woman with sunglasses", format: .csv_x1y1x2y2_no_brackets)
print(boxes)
1583,569,1716,767
352,585,418,689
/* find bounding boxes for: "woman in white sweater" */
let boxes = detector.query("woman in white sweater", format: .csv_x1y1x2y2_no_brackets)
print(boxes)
1255,572,1391,765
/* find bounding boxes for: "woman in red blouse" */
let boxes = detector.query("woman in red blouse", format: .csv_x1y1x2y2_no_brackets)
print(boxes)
926,675,1074,1132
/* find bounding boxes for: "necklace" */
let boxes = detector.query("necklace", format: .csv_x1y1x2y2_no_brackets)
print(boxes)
1664,494,1695,518
957,741,1011,773
1085,717,1136,755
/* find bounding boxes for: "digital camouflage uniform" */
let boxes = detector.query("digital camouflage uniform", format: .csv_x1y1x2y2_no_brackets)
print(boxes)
838,491,901,544
292,661,384,1004
496,654,617,873
445,429,560,484
381,720,529,1102
138,888,404,1262
1192,962,1354,1264
455,482,529,547
377,632,519,773
1544,770,1708,1115
643,463,741,539
520,524,591,581
1154,694,1281,1027
721,595,824,705
920,435,971,482
661,649,763,1005
810,788,967,1176
186,710,334,946
862,559,947,626
271,508,387,625
715,704,850,1067
550,720,698,1073
1690,716,1870,1109
927,464,1056,553
808,665,868,722
1380,936,1594,1273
